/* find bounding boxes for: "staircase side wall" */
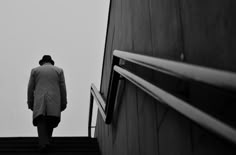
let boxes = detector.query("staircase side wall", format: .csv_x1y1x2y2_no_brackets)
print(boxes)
95,0,236,155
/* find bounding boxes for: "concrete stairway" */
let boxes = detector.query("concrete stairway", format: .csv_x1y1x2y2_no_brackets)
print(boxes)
0,137,100,155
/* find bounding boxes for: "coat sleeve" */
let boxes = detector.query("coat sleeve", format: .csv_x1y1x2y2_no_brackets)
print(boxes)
59,69,67,111
27,69,35,110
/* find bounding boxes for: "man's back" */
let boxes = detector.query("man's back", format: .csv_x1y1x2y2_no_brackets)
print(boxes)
33,64,63,94
27,62,67,125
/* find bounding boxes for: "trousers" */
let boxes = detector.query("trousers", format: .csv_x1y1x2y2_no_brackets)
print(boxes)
36,116,54,146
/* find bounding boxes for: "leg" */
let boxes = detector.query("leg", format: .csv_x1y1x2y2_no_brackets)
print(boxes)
37,116,50,146
46,116,55,143
47,127,53,138
46,116,59,141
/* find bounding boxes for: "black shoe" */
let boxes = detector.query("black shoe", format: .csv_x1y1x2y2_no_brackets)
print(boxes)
49,138,53,144
39,144,49,153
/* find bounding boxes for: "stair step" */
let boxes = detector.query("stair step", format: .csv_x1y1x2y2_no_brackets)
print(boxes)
0,137,97,142
0,152,100,155
0,143,98,147
0,137,100,154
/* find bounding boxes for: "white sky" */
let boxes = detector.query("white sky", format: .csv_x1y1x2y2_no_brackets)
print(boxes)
0,0,109,137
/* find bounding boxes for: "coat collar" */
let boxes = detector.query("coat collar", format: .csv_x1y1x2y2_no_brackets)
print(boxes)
42,63,53,66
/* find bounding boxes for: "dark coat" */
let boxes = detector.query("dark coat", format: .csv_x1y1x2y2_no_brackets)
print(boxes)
27,63,67,127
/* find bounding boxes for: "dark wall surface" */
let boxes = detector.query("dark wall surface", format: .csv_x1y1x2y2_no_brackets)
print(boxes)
95,0,236,155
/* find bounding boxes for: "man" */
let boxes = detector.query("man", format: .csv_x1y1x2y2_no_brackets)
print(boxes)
27,55,67,151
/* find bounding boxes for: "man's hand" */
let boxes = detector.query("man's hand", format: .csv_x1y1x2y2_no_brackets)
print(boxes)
28,104,33,111
61,104,67,111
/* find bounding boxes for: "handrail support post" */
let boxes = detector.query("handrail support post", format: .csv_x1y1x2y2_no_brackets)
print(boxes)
88,92,94,137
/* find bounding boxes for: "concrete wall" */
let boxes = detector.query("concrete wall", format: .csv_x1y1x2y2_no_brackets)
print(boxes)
95,0,236,155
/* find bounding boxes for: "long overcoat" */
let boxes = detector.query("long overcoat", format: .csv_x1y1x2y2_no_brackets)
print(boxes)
27,63,67,127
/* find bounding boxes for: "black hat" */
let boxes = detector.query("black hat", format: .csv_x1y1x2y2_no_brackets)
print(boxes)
39,55,55,66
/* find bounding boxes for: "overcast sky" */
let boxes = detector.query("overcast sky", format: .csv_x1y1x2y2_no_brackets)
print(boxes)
0,0,109,137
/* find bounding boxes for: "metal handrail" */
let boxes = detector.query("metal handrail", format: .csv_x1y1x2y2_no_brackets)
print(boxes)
91,84,106,111
88,84,106,137
114,50,236,92
88,50,236,144
114,65,236,144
